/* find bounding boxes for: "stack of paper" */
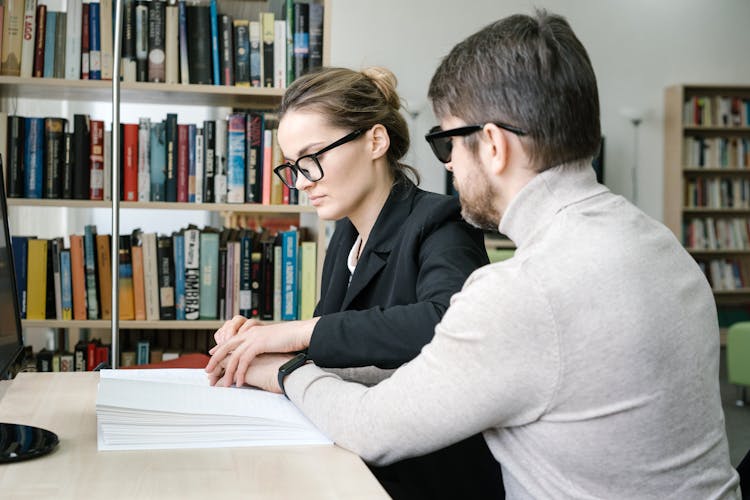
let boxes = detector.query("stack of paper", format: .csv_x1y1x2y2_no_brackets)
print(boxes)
96,368,332,451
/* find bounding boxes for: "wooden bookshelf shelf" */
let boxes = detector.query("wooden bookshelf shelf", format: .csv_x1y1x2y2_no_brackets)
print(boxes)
683,125,750,133
22,319,224,330
688,249,750,257
7,198,316,213
682,208,750,214
7,199,112,208
683,168,750,174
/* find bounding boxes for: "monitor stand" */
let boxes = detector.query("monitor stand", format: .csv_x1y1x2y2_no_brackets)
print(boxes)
0,423,59,463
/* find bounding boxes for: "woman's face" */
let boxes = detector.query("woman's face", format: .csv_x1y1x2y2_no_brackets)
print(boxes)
277,110,377,221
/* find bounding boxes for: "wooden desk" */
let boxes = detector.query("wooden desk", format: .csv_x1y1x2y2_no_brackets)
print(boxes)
0,372,389,499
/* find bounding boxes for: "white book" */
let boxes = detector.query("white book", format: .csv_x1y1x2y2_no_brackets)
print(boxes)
164,3,178,84
138,118,151,201
20,0,37,78
214,118,227,203
65,0,82,79
96,369,331,451
99,0,113,79
194,129,204,203
183,228,200,320
273,19,285,88
142,232,160,321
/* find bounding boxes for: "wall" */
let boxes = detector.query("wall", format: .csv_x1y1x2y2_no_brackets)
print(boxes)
329,0,750,221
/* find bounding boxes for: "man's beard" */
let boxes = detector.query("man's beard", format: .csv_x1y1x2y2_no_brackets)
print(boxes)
456,174,500,231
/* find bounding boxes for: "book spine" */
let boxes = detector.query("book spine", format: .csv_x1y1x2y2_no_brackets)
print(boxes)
284,0,293,86
194,128,203,203
89,119,104,200
280,229,298,320
292,3,309,80
119,236,135,319
218,13,232,85
149,120,166,201
88,1,101,80
156,235,175,319
250,250,260,318
61,132,74,198
164,113,178,201
202,120,215,202
52,11,66,78
238,231,252,317
83,225,100,319
299,241,316,319
95,233,112,320
176,123,189,202
188,123,196,202
248,20,260,87
217,231,227,320
231,240,240,317
103,129,112,201
260,12,273,87
185,4,211,84
198,231,218,319
136,340,149,365
99,0,113,79
32,4,46,77
122,123,139,200
19,0,37,78
233,20,249,86
43,117,66,199
120,0,136,81
244,111,263,203
65,0,83,80
69,234,87,320
72,114,91,200
42,11,55,78
259,236,274,320
164,0,178,84
214,118,227,203
7,115,25,198
60,248,73,320
23,117,43,199
142,233,159,320
184,228,200,319
177,0,189,84
1,0,24,76
137,118,150,201
80,1,89,79
44,238,56,319
10,236,29,318
131,235,146,320
227,112,245,203
261,127,272,204
273,19,285,88
147,0,165,82
208,0,218,85
172,233,185,320
273,243,281,321
134,0,149,81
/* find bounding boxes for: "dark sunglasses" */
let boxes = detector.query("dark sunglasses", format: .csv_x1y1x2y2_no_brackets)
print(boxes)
425,122,527,163
274,128,367,189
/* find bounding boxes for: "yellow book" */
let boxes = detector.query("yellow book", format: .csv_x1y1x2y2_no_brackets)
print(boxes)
299,241,317,319
26,239,48,320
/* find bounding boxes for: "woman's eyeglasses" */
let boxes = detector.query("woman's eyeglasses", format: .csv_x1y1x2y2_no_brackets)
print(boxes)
274,128,367,189
424,122,527,163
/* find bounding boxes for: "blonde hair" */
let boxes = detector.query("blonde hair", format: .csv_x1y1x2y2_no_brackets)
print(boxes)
279,66,420,184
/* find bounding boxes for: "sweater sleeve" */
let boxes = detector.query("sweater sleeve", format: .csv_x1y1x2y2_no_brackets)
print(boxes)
285,263,560,466
308,220,489,369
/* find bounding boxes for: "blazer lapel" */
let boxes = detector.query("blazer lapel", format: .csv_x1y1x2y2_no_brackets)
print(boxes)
340,250,388,310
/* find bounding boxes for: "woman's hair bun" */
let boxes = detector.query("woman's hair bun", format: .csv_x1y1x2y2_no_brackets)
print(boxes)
361,66,401,110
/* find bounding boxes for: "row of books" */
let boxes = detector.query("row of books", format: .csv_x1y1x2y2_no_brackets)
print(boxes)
0,0,323,87
698,258,750,292
5,111,305,205
684,176,750,209
684,217,750,251
684,136,750,169
10,224,317,324
683,96,750,127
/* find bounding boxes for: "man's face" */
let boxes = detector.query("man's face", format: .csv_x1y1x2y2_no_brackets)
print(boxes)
441,117,502,231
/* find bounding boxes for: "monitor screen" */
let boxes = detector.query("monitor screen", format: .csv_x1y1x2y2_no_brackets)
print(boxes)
0,161,24,378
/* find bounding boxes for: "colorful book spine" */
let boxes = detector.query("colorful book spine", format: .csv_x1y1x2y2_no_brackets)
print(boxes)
130,230,147,320
209,0,219,85
293,2,310,79
156,235,175,320
10,236,29,319
176,123,189,202
69,234,87,320
122,123,139,201
89,120,105,200
60,248,72,320
118,235,135,320
164,113,178,202
80,1,89,79
1,0,25,76
227,112,246,203
25,238,47,320
299,240,316,319
88,0,101,80
260,12,274,88
20,0,37,78
194,128,203,203
173,232,185,320
137,118,151,201
95,233,112,320
7,115,25,198
202,120,215,202
147,0,165,82
83,225,100,319
42,10,55,78
23,117,44,199
149,120,166,201
245,111,263,203
233,20,249,86
184,227,200,320
188,123,196,202
308,3,324,71
280,229,298,320
134,0,149,81
43,117,65,199
32,4,46,77
213,118,227,203
248,20,261,87
177,0,189,84
238,230,253,317
199,230,219,319
52,11,66,78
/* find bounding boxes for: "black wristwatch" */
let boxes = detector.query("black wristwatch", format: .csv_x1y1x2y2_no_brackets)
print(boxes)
277,352,309,397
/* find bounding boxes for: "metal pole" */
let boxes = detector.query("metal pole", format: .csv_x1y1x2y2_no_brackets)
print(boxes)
110,0,124,368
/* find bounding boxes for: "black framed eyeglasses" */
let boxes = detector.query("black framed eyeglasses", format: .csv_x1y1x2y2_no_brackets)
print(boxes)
425,122,527,163
274,128,367,189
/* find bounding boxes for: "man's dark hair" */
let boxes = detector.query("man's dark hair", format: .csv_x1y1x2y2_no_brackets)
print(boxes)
428,10,601,171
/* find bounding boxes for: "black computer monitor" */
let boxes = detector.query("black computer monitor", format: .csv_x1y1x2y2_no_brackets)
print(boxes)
0,160,24,379
0,157,59,463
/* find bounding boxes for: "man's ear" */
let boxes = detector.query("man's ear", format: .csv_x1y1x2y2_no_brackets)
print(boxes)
482,124,509,176
370,124,391,160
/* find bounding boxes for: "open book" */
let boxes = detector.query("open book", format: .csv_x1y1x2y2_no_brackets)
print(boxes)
96,368,332,451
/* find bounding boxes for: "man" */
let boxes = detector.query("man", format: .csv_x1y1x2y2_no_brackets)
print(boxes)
209,10,740,498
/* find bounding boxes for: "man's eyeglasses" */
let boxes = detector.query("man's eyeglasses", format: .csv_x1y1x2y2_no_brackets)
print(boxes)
424,122,527,163
274,128,367,189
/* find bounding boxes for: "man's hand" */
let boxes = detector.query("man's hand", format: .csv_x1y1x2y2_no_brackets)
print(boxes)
205,318,319,387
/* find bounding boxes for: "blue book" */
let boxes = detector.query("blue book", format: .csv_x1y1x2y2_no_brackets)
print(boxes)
173,233,186,320
149,121,166,201
280,229,298,321
60,249,73,320
83,225,100,320
227,112,245,203
209,0,219,85
178,0,190,84
136,340,150,365
43,12,57,78
188,124,196,203
164,113,178,202
23,118,44,199
199,230,219,319
89,1,102,80
10,236,29,319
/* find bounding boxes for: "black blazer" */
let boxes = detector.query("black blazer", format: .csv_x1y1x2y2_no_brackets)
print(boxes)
309,179,489,369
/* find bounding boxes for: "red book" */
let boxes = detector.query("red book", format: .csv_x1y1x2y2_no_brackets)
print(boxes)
177,124,189,202
96,345,110,367
89,120,104,200
33,4,46,77
122,123,139,201
86,341,97,371
69,235,87,320
81,2,90,79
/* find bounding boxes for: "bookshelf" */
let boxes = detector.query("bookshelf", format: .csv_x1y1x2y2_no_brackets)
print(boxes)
2,0,331,366
663,85,750,325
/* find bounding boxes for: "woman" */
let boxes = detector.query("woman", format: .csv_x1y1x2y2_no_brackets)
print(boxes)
206,67,502,499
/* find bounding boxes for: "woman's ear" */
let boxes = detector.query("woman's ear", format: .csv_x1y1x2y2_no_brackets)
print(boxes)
370,124,391,160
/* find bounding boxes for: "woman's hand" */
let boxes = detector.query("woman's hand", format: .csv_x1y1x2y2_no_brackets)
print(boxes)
213,315,264,345
206,353,294,393
205,318,319,387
